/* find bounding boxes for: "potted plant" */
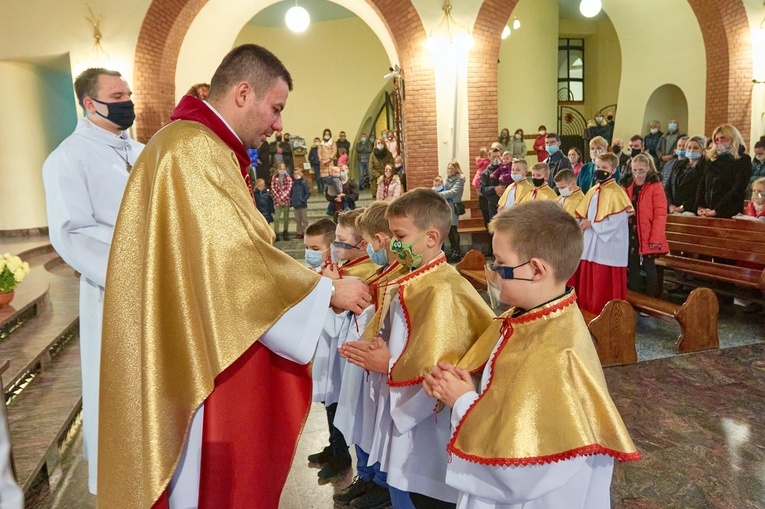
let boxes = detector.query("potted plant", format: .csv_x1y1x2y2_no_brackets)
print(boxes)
0,254,31,308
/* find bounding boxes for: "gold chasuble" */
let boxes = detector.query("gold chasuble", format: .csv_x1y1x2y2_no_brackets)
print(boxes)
99,120,321,509
497,179,533,209
450,291,640,466
520,183,559,203
387,254,495,386
575,178,634,222
560,189,585,217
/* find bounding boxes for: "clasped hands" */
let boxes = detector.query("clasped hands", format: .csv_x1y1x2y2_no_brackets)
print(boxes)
339,337,391,374
423,362,475,408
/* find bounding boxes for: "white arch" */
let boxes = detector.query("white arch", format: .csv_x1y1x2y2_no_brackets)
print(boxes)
175,0,399,102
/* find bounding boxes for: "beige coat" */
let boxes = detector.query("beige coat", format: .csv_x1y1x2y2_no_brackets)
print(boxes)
318,140,336,178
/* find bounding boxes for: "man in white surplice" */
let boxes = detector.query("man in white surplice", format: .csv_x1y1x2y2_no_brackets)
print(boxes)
42,68,144,494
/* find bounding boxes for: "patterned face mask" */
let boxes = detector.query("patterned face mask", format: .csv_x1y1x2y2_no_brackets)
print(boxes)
390,231,429,269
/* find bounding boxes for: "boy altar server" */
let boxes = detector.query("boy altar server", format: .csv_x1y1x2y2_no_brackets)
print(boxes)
520,162,558,202
341,189,494,508
425,200,640,509
553,169,585,217
497,159,532,211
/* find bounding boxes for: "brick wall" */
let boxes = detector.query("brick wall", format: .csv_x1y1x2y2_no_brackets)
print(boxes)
132,0,439,189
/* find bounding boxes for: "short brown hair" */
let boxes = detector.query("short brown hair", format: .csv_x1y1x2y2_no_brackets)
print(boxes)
512,158,528,170
209,44,293,101
531,162,550,176
489,201,583,283
356,202,392,238
304,218,336,247
337,208,366,242
597,152,619,170
386,189,451,240
554,169,576,184
74,68,122,108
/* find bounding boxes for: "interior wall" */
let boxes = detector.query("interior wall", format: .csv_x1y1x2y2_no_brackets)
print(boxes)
0,59,78,230
744,0,765,147
641,84,689,136
233,17,390,145
497,0,559,145
605,0,706,140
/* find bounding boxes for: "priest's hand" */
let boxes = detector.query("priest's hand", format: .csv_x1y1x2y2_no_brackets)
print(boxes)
428,363,474,408
331,278,372,314
339,337,391,374
321,263,341,280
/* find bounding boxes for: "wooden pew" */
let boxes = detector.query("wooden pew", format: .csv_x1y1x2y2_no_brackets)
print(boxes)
659,215,765,297
626,288,719,354
457,250,637,367
457,199,488,235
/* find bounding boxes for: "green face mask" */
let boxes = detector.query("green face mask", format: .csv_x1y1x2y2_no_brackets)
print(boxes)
390,231,429,269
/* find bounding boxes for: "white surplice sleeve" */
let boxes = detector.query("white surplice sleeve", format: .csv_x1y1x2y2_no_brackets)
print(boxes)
259,277,333,364
589,208,628,242
43,148,114,287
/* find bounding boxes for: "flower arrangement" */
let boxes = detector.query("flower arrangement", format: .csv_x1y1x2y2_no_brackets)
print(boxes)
0,254,31,293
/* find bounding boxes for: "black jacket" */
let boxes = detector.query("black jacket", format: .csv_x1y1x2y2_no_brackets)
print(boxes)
665,158,705,212
545,150,572,191
480,164,502,211
695,149,752,218
253,189,275,223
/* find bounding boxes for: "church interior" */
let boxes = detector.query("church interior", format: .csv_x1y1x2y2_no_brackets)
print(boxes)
1,0,764,507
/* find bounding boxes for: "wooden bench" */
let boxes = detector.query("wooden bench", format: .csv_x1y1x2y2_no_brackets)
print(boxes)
457,250,637,367
626,288,719,354
457,199,488,234
659,215,765,297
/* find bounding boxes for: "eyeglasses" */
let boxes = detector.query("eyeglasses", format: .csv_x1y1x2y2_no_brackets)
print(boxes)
332,240,364,250
633,169,648,175
753,192,765,199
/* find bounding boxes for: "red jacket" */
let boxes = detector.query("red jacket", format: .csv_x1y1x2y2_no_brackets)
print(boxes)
744,201,765,218
625,181,669,255
533,134,547,162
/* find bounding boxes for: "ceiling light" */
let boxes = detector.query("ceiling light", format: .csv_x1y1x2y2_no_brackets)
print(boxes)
501,26,511,39
285,4,310,33
579,0,602,18
513,18,521,30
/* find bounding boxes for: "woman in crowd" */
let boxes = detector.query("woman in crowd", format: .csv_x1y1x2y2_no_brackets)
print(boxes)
696,124,752,218
369,138,394,198
644,120,663,161
509,129,527,160
439,161,466,262
318,128,336,195
751,136,765,187
385,129,399,159
498,128,511,152
567,147,583,175
666,136,706,214
376,164,402,202
577,136,608,194
533,125,548,162
623,154,669,298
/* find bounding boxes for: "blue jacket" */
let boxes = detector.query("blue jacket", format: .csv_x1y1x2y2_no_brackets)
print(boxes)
254,189,275,222
290,178,311,209
308,146,320,168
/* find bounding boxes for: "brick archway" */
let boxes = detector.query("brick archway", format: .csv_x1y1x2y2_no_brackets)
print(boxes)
467,0,754,159
133,0,438,186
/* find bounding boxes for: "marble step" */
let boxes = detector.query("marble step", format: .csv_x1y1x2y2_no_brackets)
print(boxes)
7,335,82,492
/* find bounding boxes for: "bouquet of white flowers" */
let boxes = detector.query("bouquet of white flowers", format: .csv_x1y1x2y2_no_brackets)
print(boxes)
0,253,31,293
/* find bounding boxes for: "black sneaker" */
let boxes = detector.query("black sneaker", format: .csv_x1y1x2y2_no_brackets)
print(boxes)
317,456,352,482
333,477,374,506
307,446,332,465
350,484,391,509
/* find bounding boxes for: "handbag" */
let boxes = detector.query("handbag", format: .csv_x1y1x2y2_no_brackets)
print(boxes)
454,202,466,215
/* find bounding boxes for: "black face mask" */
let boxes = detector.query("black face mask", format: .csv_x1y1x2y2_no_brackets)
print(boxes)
275,136,282,141
612,145,622,155
92,98,135,130
532,178,546,187
630,148,641,158
594,169,611,183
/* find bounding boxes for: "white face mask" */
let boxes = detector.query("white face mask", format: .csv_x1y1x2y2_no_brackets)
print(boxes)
650,128,659,134
539,130,546,136
515,134,522,140
559,187,573,197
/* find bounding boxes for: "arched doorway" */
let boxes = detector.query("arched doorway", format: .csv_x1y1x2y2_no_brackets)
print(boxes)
642,84,689,136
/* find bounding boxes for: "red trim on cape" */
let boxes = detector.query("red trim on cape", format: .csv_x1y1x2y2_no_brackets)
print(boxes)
386,254,447,387
594,179,633,223
339,254,371,277
170,95,252,192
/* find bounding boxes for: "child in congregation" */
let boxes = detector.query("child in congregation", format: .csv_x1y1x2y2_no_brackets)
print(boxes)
340,189,494,509
303,218,336,271
553,169,585,217
622,154,669,298
743,177,765,219
309,208,379,482
473,147,490,189
423,200,640,509
490,151,514,185
325,165,346,219
574,152,634,315
270,163,293,241
432,175,445,192
333,202,410,509
497,159,532,211
338,147,349,167
291,168,311,240
520,162,558,202
252,178,275,224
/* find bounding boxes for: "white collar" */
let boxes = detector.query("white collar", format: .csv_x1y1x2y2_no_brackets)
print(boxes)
75,117,133,149
203,101,243,144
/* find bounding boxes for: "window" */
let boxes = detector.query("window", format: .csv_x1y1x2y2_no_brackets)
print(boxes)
558,38,584,103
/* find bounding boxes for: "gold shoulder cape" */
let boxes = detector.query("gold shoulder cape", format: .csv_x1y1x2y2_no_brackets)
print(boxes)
575,178,634,222
340,255,379,280
498,179,533,208
521,184,559,203
448,292,641,466
560,189,585,217
388,254,495,386
361,261,410,344
98,120,321,508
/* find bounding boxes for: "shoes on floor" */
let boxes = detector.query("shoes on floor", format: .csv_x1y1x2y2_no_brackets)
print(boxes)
275,233,283,242
447,250,463,263
333,476,374,506
282,231,290,241
743,302,764,315
307,446,331,465
349,483,391,509
317,456,352,482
